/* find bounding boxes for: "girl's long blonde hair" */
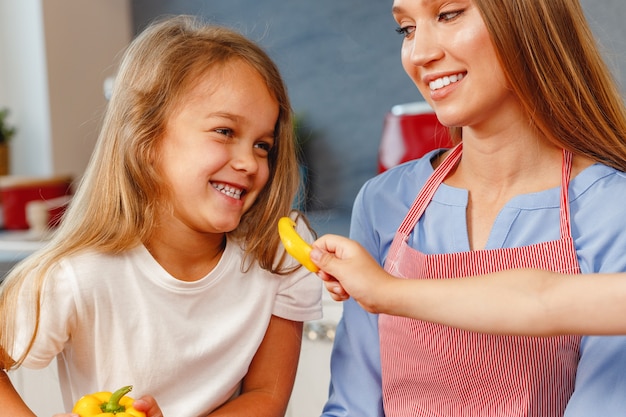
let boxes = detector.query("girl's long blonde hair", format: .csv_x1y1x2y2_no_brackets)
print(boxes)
450,0,626,170
1,15,302,370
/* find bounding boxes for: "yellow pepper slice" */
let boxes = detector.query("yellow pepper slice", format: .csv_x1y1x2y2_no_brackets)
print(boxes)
278,216,319,272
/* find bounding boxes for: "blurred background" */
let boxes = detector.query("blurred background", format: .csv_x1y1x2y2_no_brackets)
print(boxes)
0,0,624,232
130,0,420,219
0,1,625,415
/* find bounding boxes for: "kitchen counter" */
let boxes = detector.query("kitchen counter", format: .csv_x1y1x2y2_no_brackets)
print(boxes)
0,230,47,281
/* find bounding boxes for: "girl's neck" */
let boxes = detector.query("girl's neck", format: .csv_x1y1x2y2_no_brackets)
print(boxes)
144,232,227,282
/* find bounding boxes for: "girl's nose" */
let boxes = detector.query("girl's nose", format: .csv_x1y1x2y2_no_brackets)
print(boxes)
231,146,259,174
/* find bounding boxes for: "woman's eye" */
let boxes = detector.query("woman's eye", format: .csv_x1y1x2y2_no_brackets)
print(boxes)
438,10,463,22
395,10,463,38
395,26,415,38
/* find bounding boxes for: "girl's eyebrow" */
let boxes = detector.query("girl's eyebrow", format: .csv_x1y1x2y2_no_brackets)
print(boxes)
207,112,277,138
206,112,239,120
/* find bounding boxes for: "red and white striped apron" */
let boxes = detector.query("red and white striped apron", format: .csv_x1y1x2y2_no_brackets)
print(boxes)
380,144,581,416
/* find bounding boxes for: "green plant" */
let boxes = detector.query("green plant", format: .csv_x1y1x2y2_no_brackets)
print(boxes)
0,107,16,144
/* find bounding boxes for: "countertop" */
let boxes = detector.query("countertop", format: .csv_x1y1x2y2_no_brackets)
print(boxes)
0,230,47,279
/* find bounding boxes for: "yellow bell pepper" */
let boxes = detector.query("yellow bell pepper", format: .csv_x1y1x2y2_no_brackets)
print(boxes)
72,385,146,417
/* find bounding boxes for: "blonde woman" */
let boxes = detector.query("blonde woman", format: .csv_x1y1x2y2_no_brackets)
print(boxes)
321,0,626,416
0,16,321,417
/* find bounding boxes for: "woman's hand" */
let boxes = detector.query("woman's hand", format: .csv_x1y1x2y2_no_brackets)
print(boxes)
310,234,396,313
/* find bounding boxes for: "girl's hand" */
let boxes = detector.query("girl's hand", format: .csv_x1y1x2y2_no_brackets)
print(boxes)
52,395,162,417
132,395,164,417
310,234,395,313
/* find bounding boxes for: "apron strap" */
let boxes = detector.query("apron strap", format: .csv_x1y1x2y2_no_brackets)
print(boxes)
559,148,573,239
398,143,463,236
398,144,574,239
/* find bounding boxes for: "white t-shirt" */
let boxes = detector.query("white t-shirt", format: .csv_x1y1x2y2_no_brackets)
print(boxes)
14,231,322,416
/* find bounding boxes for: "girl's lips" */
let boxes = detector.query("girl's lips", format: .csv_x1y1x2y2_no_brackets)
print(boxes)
211,182,244,200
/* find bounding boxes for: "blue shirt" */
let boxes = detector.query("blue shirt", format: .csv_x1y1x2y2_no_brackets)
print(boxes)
321,149,626,417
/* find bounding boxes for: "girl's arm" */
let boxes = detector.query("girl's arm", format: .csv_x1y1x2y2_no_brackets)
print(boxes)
208,315,302,416
1,369,164,417
0,369,36,416
311,234,626,336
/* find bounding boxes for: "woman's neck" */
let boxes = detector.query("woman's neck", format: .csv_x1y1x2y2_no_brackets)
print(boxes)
446,123,565,192
443,129,563,251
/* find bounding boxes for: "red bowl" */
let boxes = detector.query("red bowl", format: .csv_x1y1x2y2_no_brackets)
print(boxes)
0,176,73,230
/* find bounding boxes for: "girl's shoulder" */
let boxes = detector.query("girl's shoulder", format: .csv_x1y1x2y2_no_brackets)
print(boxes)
57,245,141,268
46,246,153,288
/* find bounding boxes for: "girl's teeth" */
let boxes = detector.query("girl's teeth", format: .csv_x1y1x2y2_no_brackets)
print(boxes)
429,73,464,91
213,183,243,200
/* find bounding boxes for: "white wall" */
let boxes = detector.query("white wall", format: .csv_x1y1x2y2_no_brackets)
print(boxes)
42,0,133,179
0,0,51,175
0,0,132,179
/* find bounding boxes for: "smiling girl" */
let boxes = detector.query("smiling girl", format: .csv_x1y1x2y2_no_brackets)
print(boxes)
321,0,626,416
0,16,321,417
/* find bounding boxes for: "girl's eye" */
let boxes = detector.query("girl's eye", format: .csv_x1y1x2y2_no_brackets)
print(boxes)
214,127,234,137
254,141,273,154
395,26,415,38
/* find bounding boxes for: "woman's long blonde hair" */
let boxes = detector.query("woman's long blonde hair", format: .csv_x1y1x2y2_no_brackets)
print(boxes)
1,15,302,369
450,0,626,170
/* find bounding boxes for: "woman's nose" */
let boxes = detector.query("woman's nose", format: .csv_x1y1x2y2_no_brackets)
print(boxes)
403,27,443,67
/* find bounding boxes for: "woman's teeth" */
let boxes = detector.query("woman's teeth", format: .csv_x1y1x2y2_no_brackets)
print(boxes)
213,183,243,200
429,73,464,91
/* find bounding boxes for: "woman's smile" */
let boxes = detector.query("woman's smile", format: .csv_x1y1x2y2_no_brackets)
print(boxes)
429,72,465,91
394,0,515,130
